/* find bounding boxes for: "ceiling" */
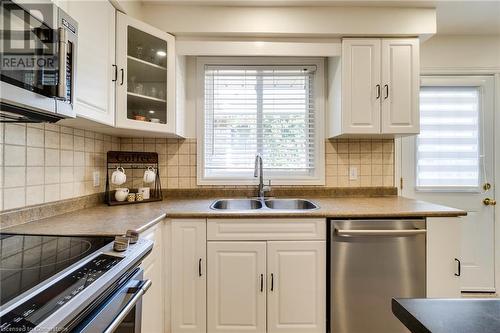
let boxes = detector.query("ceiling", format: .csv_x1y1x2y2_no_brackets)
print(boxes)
141,0,500,35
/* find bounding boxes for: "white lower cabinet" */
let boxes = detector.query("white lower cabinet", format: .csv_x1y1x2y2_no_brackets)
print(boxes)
172,220,207,333
169,218,327,333
208,242,267,333
426,217,462,297
267,241,326,333
207,240,326,333
140,224,165,333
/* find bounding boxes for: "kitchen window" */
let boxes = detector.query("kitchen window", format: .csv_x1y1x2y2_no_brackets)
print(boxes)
197,57,325,185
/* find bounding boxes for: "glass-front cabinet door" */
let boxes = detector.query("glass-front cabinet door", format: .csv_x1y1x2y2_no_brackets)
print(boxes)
116,12,176,134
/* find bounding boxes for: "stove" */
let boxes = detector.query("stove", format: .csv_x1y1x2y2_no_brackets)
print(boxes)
0,233,153,333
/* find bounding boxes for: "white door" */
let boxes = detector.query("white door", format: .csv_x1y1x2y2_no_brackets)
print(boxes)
115,12,177,133
381,38,420,134
401,76,495,292
267,241,326,333
172,220,206,333
342,38,381,134
207,242,266,333
66,0,116,125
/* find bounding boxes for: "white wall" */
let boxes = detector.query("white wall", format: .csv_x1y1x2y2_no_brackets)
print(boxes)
141,5,436,37
421,35,500,71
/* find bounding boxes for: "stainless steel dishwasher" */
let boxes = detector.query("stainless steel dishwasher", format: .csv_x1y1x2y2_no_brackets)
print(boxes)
329,219,426,333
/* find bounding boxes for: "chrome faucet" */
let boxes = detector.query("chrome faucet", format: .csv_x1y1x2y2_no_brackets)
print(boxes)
254,154,270,199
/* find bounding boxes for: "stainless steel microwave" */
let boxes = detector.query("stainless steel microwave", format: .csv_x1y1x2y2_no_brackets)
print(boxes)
0,0,78,122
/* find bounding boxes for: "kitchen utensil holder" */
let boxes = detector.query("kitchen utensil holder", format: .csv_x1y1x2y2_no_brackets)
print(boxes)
105,151,162,206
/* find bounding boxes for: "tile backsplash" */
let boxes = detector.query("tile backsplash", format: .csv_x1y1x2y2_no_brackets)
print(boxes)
0,122,393,212
120,137,394,190
0,123,120,211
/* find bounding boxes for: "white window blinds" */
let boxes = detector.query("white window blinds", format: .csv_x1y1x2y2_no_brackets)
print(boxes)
203,65,317,180
416,86,481,189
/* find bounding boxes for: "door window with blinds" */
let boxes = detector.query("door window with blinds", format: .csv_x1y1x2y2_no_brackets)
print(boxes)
198,58,324,184
416,85,482,190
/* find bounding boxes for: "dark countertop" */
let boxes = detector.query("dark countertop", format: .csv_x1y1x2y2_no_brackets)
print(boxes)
392,298,500,333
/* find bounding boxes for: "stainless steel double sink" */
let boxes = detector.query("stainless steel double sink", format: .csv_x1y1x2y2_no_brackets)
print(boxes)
210,198,319,211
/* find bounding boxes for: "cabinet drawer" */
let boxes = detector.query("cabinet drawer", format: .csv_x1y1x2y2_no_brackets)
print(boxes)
207,218,326,241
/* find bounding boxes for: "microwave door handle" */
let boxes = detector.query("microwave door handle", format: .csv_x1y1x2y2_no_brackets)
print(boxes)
103,279,152,333
335,229,426,237
57,27,68,100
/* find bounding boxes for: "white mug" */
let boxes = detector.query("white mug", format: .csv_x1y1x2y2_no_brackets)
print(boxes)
115,188,129,202
143,166,156,184
111,167,126,185
138,187,150,200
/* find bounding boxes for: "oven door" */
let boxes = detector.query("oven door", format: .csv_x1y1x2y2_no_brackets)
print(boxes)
71,269,151,333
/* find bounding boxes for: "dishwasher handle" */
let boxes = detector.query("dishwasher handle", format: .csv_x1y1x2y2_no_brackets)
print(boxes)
334,229,426,237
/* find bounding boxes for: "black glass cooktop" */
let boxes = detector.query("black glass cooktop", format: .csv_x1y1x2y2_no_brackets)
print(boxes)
0,234,113,306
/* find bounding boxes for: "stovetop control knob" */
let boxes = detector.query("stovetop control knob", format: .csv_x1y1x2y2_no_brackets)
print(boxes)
113,235,129,252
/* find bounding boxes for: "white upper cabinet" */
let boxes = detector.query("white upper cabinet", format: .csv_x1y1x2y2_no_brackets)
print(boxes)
381,39,420,134
341,39,381,134
116,12,180,135
267,241,326,333
66,0,116,126
329,38,420,137
172,220,207,333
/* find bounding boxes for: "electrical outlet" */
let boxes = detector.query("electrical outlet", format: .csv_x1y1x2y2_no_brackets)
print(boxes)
93,171,100,187
349,166,358,180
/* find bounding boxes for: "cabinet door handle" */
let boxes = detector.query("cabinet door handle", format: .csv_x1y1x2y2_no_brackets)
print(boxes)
454,258,461,277
260,274,264,292
120,68,124,86
270,273,274,291
384,84,389,99
112,64,118,82
376,84,381,99
198,258,202,277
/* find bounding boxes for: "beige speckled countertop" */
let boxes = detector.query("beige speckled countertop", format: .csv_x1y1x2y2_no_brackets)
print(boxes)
1,196,466,237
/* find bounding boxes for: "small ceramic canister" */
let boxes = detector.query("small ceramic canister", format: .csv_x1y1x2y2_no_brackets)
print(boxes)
138,187,150,200
127,193,136,202
136,193,144,201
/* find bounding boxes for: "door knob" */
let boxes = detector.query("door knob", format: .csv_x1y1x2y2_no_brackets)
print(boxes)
483,198,497,206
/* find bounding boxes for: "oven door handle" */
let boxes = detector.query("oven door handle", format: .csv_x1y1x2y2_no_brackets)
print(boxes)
103,279,152,333
57,27,68,100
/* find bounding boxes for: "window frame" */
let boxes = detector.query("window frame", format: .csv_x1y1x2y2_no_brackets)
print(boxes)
196,56,325,186
414,76,489,193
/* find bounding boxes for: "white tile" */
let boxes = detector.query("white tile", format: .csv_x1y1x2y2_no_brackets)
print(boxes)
74,151,85,166
27,166,44,186
26,185,44,206
4,124,26,145
60,150,73,166
74,167,85,182
44,123,60,132
44,184,60,203
73,182,85,196
4,145,25,166
74,136,85,151
60,133,73,150
45,149,60,166
0,123,3,144
44,130,59,149
4,167,25,188
60,166,73,183
26,127,44,147
3,187,26,210
60,182,74,199
27,147,44,166
44,166,60,184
